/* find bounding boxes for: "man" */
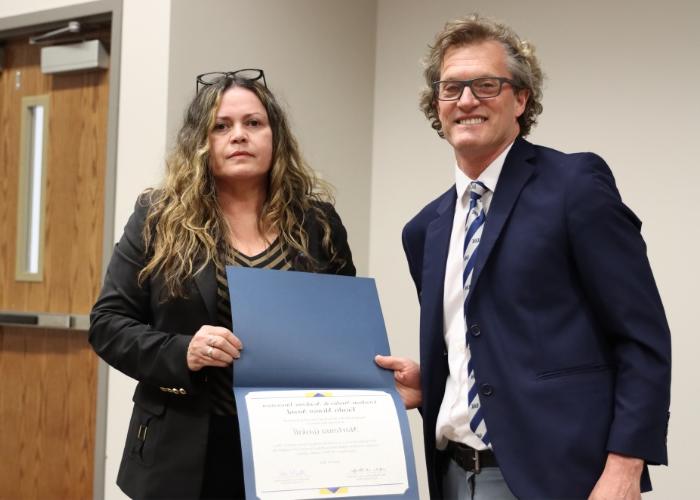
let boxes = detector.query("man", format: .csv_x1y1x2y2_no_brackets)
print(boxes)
376,14,671,500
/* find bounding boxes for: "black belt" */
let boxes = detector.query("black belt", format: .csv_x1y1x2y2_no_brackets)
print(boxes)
446,440,498,474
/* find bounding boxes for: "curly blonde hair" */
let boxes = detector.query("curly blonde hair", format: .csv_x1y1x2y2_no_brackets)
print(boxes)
420,13,544,138
139,76,338,297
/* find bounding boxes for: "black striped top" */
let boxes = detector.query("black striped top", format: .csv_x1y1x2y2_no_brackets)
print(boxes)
209,238,291,416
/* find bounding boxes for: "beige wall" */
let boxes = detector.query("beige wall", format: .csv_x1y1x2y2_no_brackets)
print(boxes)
107,1,171,499
2,0,697,498
167,0,377,275
371,0,699,498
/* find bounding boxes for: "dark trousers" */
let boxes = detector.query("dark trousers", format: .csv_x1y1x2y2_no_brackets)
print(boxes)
200,415,245,499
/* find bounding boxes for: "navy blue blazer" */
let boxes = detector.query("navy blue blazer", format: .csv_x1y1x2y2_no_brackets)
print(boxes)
402,138,671,499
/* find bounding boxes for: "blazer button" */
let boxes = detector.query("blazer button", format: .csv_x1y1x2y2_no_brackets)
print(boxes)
480,383,494,396
470,324,481,337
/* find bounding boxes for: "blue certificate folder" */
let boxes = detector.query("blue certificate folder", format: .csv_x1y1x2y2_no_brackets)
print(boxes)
227,266,419,499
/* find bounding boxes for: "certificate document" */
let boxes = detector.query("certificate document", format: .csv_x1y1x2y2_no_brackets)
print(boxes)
245,390,408,499
227,267,419,499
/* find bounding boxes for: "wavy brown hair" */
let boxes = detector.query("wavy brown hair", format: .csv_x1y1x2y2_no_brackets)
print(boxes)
139,76,338,297
420,13,544,138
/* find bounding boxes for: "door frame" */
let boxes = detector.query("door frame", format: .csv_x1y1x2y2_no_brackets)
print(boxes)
0,2,122,498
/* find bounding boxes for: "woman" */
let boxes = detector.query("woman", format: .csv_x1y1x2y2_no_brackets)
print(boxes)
89,69,355,499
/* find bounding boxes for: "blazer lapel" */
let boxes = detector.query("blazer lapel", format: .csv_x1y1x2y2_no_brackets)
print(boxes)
420,188,457,360
194,261,218,324
469,138,536,296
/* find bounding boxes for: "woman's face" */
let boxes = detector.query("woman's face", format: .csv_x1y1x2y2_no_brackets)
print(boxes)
208,86,273,189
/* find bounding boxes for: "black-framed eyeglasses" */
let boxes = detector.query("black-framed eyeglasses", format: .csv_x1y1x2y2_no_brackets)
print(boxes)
433,77,517,101
195,68,267,93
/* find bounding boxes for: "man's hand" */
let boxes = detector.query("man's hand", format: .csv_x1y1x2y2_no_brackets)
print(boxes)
588,453,644,500
374,355,422,409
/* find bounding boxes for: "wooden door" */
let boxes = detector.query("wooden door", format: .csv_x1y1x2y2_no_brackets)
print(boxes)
0,33,109,499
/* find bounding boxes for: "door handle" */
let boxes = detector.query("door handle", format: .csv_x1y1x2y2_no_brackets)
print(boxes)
0,311,90,330
0,312,38,325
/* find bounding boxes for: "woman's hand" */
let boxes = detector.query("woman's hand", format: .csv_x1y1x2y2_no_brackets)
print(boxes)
187,325,243,371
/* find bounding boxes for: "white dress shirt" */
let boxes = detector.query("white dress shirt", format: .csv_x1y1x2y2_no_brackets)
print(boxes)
435,143,513,451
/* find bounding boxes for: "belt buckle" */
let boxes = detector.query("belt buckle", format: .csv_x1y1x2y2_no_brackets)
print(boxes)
473,448,481,474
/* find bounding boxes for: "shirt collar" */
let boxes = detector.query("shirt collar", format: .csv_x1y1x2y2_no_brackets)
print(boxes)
454,141,514,200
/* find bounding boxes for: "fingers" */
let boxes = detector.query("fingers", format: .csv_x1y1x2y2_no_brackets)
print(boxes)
207,330,242,360
375,354,411,371
375,355,421,386
200,347,230,368
187,325,243,371
375,355,423,409
203,343,233,365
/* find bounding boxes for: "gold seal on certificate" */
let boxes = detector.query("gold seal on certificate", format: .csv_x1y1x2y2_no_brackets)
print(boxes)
245,389,409,499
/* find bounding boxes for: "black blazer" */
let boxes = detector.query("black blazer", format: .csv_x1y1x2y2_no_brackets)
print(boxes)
403,138,670,498
89,196,355,499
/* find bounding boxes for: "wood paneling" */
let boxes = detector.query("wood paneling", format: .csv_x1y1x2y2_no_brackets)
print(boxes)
0,32,110,499
0,326,97,499
0,38,108,314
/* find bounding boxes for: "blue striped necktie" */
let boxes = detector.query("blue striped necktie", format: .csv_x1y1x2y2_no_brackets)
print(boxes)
463,180,489,446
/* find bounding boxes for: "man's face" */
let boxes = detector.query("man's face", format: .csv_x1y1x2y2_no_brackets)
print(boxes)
437,41,528,171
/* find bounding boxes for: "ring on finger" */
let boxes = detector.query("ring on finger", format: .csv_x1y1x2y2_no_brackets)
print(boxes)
206,346,214,358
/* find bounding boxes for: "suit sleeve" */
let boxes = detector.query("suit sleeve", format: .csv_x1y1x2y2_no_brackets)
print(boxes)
89,197,203,393
565,155,671,465
322,203,356,277
402,221,424,301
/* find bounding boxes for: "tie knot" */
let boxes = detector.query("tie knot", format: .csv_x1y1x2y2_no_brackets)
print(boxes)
468,181,488,201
